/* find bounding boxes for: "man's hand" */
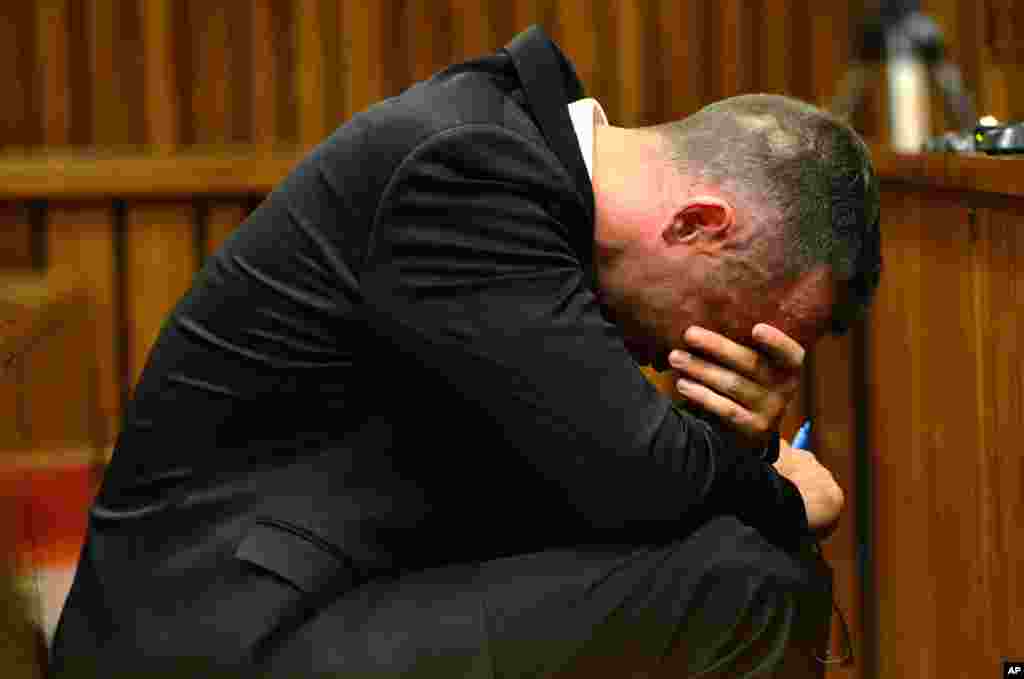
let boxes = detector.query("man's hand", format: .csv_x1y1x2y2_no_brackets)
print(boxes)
667,323,804,451
773,439,844,538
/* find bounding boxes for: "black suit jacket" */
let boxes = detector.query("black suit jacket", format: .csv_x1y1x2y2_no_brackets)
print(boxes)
51,26,808,671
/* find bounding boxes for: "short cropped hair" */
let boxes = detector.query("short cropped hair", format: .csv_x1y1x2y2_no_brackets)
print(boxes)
652,94,882,334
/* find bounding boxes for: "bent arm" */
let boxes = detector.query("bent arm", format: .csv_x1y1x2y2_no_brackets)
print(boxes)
361,124,808,549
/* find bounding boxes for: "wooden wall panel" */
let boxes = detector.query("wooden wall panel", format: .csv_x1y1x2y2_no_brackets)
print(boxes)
45,205,120,446
37,0,72,147
341,3,393,121
866,187,934,679
509,0,558,40
275,0,299,144
19,292,95,450
123,203,198,392
228,1,255,147
88,0,145,147
864,186,1024,678
654,1,709,120
970,196,1024,664
809,1,855,109
184,0,251,146
758,0,799,96
451,0,501,62
294,0,329,146
7,1,1024,151
402,1,455,88
204,202,250,258
249,0,300,145
65,0,94,147
552,2,605,112
0,3,42,149
318,0,344,140
710,0,758,99
0,204,33,270
612,1,650,126
251,0,280,145
140,0,181,150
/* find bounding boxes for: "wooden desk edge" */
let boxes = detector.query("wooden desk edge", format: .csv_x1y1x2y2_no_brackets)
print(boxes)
2,143,1023,201
871,144,1024,198
0,147,312,200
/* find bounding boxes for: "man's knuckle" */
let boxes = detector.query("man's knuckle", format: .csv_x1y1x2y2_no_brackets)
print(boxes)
749,414,769,433
723,404,741,424
746,353,764,376
824,483,844,512
755,360,776,385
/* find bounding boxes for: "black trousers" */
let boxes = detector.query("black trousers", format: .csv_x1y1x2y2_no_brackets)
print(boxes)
256,515,832,679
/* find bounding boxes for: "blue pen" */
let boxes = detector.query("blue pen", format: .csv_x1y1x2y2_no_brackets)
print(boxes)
791,420,812,450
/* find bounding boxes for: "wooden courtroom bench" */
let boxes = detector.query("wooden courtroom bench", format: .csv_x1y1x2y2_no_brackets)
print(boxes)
1,273,105,678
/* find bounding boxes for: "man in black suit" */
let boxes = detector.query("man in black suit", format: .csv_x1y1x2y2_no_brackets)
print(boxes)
51,25,879,678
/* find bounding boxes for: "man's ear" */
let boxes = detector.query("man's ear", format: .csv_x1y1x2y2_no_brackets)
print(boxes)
662,196,734,246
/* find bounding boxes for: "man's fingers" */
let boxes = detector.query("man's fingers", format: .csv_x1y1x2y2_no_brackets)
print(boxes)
674,376,768,436
670,324,806,447
751,323,805,370
677,326,773,382
669,350,771,409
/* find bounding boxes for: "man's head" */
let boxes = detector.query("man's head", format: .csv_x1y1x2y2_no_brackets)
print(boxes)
592,93,881,368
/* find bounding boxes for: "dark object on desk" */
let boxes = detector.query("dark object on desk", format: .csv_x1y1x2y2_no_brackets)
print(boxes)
924,121,1024,154
975,121,1024,155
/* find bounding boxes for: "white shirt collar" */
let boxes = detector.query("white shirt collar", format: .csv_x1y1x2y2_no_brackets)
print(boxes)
568,98,609,180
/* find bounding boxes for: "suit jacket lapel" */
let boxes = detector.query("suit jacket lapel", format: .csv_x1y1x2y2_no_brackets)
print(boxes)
504,25,595,223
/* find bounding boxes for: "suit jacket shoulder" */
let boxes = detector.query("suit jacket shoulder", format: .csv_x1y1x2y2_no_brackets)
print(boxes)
281,25,594,279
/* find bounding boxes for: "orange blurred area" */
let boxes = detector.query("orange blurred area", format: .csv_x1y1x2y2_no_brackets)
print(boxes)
0,456,101,677
0,457,100,572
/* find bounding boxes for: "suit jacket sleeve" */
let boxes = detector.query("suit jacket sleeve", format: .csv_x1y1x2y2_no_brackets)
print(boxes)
361,123,808,550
